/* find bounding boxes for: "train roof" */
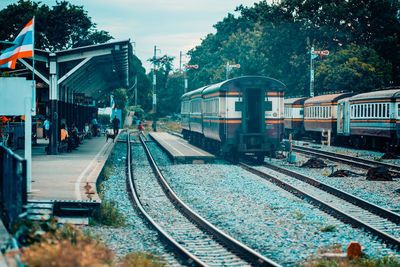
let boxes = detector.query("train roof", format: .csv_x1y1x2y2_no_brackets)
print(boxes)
284,97,308,105
349,88,400,102
305,93,353,106
181,86,209,100
202,76,286,96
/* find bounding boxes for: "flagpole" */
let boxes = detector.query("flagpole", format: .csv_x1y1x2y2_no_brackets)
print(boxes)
32,16,35,111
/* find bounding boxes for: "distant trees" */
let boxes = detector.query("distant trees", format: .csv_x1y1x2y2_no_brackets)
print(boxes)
0,0,113,51
187,0,400,96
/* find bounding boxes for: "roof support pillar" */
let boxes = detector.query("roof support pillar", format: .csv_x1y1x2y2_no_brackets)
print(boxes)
48,53,59,155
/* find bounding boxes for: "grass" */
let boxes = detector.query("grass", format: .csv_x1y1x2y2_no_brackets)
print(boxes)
320,225,337,232
373,156,383,162
292,210,305,219
304,255,400,267
89,200,127,227
302,244,400,266
10,219,164,267
119,252,166,267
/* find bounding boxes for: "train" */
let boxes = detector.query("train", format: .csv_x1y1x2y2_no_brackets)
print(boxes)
284,87,400,151
181,76,286,162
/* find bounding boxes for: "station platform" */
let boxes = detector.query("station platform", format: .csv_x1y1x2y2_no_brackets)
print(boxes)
149,132,215,164
28,135,115,203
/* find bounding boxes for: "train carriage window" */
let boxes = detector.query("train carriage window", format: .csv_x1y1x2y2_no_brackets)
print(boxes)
300,109,303,116
378,104,382,117
386,104,390,117
361,104,363,117
398,104,400,117
383,104,386,118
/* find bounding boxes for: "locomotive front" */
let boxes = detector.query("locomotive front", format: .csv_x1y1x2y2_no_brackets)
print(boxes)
213,76,285,161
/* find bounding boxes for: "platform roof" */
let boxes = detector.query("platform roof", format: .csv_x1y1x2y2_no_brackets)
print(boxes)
21,39,130,100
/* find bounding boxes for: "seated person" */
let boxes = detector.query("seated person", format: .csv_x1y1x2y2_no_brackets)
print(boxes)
60,124,72,152
83,123,92,138
70,123,81,147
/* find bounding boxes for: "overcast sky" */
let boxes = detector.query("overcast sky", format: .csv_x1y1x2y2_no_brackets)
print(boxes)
0,0,266,72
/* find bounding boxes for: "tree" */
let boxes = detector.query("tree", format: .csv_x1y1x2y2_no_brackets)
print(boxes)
187,0,399,96
158,71,185,117
315,44,392,94
147,55,175,115
0,0,113,51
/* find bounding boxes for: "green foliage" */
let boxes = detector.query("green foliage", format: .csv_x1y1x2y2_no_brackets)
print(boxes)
15,220,113,267
119,252,166,267
0,0,112,51
315,44,392,94
187,0,400,95
90,200,126,227
157,71,185,117
319,225,337,232
97,114,110,125
305,256,400,267
292,210,305,219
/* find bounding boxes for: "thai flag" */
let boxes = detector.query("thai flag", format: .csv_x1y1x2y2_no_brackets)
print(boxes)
110,95,116,109
0,18,34,69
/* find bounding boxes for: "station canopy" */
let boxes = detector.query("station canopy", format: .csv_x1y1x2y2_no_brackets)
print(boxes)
18,39,130,100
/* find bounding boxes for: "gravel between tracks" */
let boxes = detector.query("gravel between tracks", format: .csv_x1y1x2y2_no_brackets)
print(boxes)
146,142,400,265
82,136,180,265
284,141,400,212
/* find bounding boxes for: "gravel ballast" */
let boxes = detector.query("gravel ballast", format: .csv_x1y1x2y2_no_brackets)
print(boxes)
146,141,400,265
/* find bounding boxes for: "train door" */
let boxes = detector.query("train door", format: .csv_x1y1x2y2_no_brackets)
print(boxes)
245,88,262,133
337,100,350,136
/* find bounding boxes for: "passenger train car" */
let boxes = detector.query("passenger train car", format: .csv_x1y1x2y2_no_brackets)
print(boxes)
303,93,353,142
284,97,307,138
337,89,400,149
284,87,400,151
181,76,286,162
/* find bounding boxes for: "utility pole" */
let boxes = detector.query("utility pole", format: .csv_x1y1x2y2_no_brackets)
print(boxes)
134,75,137,106
310,47,329,97
152,45,157,131
184,64,198,94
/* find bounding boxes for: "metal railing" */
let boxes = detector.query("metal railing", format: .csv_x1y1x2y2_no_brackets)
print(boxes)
0,144,27,230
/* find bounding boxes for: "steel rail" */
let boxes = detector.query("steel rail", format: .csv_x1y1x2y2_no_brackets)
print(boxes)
239,162,400,250
293,145,400,175
140,134,281,266
126,132,206,266
262,161,400,224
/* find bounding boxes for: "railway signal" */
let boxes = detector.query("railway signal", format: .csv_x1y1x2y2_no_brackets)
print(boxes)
310,47,329,97
226,61,240,79
184,64,199,94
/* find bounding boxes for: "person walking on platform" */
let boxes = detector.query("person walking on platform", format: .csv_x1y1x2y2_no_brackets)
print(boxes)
92,117,98,137
135,121,149,142
43,117,50,140
112,115,120,137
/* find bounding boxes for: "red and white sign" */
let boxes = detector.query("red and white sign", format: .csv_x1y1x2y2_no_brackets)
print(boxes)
228,64,240,68
312,50,329,56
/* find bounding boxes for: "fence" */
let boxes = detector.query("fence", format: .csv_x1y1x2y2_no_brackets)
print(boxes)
0,145,27,230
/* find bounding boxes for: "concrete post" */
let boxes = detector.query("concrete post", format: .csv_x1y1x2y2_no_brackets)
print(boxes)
49,53,58,155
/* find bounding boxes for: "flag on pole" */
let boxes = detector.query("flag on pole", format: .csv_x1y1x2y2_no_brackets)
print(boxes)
110,95,116,109
0,18,34,69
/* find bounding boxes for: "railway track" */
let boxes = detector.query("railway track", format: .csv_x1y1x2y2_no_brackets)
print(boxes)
292,145,400,175
127,132,281,266
239,161,400,251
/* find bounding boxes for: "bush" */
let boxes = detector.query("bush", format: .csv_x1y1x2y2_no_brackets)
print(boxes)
11,220,113,267
90,200,126,227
